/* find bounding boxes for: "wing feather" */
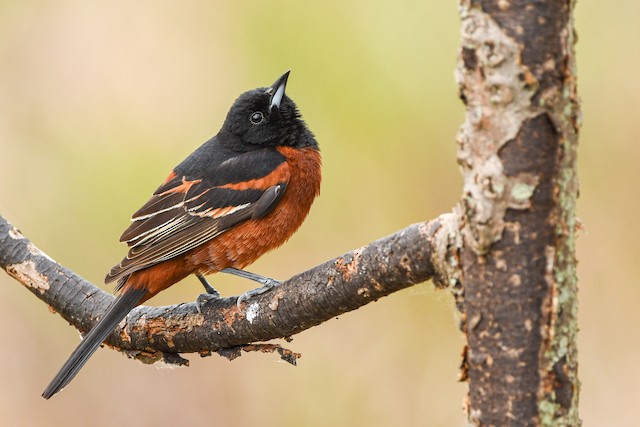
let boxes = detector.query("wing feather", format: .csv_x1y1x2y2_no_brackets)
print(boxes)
106,156,291,286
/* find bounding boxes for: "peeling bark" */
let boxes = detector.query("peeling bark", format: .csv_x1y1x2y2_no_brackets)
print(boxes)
456,1,580,426
0,213,458,365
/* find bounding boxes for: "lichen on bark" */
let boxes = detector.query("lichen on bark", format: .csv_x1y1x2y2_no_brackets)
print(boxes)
456,1,580,425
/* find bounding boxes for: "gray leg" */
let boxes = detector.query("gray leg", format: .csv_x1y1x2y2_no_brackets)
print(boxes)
196,273,221,314
220,268,281,308
197,273,220,297
221,268,281,287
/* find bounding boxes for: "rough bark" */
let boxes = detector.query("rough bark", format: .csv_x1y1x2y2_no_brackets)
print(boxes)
0,213,458,365
456,1,580,426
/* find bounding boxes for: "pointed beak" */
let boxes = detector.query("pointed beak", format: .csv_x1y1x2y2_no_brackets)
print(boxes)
269,69,290,110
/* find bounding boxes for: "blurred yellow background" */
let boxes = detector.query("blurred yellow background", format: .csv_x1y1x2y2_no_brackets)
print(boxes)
0,1,635,426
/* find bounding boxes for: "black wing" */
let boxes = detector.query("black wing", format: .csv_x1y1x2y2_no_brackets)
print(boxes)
106,149,290,286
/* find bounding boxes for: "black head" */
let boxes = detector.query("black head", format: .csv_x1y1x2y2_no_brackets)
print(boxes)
219,71,318,151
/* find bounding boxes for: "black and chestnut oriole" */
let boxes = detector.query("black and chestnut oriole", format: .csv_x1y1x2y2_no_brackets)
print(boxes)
42,70,321,399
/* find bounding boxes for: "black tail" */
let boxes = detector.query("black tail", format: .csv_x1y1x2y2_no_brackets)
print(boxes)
42,288,147,399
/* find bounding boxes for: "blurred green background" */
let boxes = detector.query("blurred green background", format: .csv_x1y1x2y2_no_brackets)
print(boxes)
0,1,636,426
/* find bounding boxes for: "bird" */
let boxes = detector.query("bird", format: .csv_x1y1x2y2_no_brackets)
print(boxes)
42,70,321,399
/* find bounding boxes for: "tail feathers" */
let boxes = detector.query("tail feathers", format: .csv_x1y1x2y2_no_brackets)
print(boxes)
42,288,147,399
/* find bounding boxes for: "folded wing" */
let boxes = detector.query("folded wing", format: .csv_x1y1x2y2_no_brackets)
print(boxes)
106,156,290,287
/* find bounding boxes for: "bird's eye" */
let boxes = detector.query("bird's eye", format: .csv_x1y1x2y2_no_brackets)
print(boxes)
250,111,264,124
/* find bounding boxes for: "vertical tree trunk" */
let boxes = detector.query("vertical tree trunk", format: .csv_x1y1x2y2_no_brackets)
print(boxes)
456,1,580,426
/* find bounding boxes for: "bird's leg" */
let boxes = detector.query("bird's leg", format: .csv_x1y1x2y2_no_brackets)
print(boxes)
221,268,281,307
196,273,221,314
221,267,280,287
197,273,220,297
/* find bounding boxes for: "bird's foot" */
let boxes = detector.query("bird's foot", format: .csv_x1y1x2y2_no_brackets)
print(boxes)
195,273,223,314
196,291,221,315
236,278,281,309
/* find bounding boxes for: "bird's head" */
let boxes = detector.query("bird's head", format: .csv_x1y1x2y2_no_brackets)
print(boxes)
220,70,318,150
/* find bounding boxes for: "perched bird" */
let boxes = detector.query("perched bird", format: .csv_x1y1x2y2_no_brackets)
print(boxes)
42,70,321,399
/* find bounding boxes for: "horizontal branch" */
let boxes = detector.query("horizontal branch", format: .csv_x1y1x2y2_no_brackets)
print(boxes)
0,213,459,364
